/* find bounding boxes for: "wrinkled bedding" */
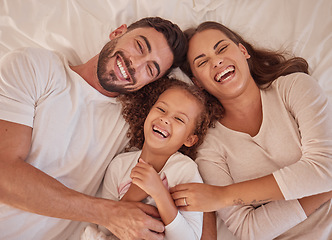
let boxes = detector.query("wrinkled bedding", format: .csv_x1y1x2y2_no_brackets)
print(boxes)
1,0,331,238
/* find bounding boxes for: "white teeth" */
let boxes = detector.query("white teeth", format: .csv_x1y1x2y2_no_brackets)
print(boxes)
117,60,129,79
153,125,169,138
215,66,234,82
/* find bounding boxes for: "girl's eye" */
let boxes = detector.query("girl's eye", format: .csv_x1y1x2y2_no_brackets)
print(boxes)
136,40,143,53
175,117,184,123
157,107,165,112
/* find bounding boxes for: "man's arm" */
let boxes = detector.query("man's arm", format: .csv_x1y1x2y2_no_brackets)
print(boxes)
0,120,164,239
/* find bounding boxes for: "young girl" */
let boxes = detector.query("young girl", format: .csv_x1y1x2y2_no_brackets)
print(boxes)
170,21,332,240
81,77,214,240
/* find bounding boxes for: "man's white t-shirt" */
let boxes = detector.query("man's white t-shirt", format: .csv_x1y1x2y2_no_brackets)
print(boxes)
0,48,129,240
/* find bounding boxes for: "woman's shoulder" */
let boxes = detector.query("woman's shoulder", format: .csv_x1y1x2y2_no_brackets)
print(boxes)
270,72,322,98
273,72,314,89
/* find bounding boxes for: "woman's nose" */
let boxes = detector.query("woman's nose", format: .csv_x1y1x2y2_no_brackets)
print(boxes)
213,58,223,68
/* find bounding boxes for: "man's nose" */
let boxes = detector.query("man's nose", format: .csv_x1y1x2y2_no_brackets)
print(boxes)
129,55,147,69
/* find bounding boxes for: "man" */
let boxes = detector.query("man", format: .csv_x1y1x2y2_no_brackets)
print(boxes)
0,17,187,240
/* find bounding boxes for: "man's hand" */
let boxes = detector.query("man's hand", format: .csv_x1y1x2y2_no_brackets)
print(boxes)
101,200,165,240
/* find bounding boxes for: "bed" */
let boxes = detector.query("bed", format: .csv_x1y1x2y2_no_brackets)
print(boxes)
1,0,331,239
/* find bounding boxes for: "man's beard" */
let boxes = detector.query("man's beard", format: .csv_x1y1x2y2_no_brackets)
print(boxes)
97,39,136,94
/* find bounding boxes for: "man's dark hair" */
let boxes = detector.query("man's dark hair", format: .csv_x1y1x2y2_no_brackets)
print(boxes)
127,17,187,74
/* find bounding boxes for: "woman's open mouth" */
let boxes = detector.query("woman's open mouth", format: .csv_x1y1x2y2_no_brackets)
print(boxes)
215,66,235,83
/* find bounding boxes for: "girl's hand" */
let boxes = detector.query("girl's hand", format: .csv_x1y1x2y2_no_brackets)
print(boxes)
130,159,165,198
170,183,223,212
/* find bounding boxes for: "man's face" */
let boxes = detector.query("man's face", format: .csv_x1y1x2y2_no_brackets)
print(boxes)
97,27,174,94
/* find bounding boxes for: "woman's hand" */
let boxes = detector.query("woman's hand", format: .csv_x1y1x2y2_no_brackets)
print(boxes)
130,159,165,198
170,183,223,212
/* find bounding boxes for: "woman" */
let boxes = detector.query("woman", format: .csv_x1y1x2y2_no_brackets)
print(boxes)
170,22,332,240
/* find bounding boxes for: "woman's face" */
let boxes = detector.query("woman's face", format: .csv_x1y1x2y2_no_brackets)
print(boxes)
187,29,252,102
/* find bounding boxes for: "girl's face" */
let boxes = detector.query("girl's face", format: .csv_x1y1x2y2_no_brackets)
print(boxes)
143,87,200,156
187,29,252,102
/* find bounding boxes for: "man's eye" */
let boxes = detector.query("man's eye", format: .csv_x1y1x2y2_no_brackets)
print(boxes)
136,40,143,53
148,65,154,77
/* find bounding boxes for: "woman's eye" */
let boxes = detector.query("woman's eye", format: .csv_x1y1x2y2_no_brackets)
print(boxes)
217,45,227,54
197,60,207,67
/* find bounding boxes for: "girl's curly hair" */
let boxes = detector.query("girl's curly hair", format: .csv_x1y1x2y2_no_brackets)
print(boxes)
117,77,222,159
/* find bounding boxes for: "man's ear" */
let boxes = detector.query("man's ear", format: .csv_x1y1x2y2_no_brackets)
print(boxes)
184,134,199,147
239,43,250,59
109,24,128,40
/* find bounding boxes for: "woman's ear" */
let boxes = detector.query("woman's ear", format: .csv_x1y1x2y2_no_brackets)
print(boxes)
239,43,251,59
184,134,199,147
191,77,203,89
109,24,128,40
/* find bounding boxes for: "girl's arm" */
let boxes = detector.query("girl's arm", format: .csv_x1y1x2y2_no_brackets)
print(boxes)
121,184,149,202
131,159,203,240
130,159,178,225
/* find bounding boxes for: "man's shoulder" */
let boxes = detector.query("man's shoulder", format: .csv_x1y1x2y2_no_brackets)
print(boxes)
7,47,55,57
2,47,63,65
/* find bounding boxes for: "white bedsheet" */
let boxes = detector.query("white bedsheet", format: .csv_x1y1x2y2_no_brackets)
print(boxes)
0,0,331,239
1,0,331,102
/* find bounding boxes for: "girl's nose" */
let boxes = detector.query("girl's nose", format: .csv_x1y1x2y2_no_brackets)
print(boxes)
160,117,169,125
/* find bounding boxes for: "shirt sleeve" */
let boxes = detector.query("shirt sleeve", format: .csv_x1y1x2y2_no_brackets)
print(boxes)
273,73,332,200
164,155,203,240
101,155,123,201
165,210,203,240
0,48,62,127
196,141,307,240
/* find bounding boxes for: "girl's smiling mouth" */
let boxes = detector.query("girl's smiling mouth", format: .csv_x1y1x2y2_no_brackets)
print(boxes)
152,125,170,138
